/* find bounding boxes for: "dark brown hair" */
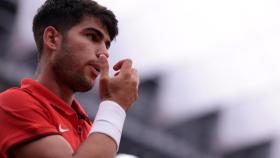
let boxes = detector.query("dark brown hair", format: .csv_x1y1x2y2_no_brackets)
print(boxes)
33,0,118,58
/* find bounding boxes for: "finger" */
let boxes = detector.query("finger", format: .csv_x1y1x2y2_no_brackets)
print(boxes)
119,60,133,74
131,68,140,100
99,54,109,79
113,59,132,71
114,71,120,76
131,68,140,86
113,59,125,71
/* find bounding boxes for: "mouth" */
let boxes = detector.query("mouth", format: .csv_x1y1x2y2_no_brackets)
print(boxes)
88,63,101,76
94,66,100,73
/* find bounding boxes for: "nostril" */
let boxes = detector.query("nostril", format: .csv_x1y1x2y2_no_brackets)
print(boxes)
97,52,109,58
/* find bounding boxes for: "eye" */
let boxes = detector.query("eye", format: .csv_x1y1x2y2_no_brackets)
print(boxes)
86,33,100,42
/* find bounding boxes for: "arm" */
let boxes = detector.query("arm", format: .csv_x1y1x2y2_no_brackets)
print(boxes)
14,55,139,158
14,133,116,158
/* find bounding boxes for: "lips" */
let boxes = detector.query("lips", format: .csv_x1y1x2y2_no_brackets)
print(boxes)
88,63,100,77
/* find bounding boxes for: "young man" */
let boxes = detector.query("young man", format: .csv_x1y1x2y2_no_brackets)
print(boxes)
0,0,139,158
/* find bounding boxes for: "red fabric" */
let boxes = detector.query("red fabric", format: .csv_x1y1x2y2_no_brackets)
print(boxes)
0,78,92,158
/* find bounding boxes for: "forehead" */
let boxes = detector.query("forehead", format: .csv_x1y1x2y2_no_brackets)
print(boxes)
70,16,110,41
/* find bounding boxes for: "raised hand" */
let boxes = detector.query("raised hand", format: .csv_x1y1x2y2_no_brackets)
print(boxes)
99,54,139,111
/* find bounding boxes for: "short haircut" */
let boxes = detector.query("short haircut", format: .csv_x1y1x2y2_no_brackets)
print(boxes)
32,0,118,57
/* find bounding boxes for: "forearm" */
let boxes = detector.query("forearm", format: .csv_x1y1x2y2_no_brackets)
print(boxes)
73,101,126,158
73,133,117,158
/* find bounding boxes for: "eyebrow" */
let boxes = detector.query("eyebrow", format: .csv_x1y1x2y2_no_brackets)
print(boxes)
84,27,109,41
83,27,111,48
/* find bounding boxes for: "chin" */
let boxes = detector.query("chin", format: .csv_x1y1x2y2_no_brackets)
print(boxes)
72,77,95,92
78,81,95,92
74,85,93,92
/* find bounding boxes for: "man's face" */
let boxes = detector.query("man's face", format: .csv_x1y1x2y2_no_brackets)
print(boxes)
51,16,111,92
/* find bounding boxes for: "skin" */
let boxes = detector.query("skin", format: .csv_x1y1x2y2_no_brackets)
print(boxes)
13,16,139,158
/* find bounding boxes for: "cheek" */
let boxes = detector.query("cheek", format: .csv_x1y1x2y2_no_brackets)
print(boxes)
69,37,94,52
59,39,98,71
73,40,99,59
54,52,81,74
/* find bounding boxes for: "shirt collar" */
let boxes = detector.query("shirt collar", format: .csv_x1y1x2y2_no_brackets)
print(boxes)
20,78,87,117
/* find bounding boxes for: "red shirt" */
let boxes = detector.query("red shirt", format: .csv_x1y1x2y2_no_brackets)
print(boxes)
0,78,92,158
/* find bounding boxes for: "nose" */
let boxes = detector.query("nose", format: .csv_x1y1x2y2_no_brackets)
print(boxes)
96,45,109,58
96,50,109,58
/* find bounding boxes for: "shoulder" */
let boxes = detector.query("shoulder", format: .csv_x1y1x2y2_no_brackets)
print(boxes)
0,87,40,108
0,88,60,158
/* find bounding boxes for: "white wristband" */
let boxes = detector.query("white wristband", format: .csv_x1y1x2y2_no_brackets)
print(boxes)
89,100,126,150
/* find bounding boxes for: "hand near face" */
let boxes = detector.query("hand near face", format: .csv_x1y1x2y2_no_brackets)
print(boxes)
99,54,139,111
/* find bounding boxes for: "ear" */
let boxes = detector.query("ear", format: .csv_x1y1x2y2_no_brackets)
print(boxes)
43,26,61,51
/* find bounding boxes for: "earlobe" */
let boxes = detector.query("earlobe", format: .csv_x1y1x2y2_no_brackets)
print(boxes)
43,26,60,51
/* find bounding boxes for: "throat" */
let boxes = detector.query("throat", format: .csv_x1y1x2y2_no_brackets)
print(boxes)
36,72,75,106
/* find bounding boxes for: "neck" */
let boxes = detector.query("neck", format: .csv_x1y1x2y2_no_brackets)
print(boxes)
34,62,74,105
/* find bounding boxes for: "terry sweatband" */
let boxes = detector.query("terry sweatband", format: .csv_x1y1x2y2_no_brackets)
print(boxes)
89,100,126,150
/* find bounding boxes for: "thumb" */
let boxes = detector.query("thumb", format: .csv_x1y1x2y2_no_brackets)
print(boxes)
99,54,109,79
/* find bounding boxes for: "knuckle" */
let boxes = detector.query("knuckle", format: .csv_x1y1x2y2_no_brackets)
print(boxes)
126,58,132,63
123,71,132,79
124,59,132,66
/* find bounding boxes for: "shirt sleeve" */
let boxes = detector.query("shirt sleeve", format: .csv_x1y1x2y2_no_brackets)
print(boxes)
0,92,58,158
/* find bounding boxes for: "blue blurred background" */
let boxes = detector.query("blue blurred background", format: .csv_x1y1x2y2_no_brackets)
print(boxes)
1,0,280,158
